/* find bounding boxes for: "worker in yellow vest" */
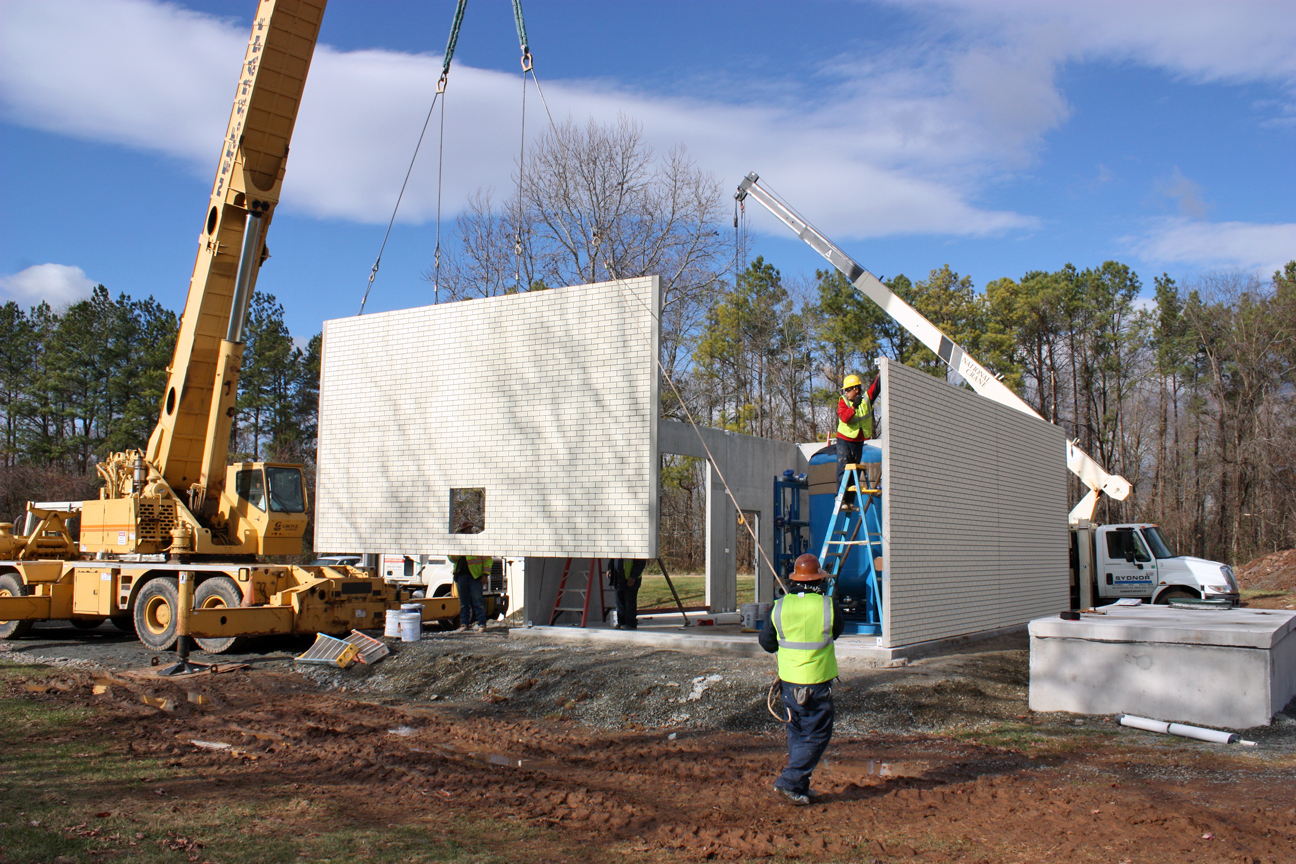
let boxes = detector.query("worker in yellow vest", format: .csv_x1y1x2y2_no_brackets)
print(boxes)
450,521,492,632
834,373,880,510
759,553,845,806
608,558,646,630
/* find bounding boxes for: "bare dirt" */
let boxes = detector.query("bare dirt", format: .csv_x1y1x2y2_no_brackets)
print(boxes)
3,623,1295,863
1237,548,1296,595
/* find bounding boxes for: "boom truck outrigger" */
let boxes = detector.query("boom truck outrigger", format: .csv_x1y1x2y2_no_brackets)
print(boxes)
736,173,1238,608
0,0,477,652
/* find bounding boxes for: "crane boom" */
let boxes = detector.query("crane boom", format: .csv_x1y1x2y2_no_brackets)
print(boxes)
147,0,326,513
735,172,1130,524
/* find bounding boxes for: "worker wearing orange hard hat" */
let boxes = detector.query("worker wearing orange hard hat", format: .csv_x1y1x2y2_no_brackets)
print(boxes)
834,372,880,510
759,553,845,806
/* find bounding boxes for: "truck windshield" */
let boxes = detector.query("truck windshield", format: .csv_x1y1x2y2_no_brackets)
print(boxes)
1141,526,1177,559
265,467,306,513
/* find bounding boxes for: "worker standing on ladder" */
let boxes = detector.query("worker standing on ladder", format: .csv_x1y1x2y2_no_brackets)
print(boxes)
834,373,880,510
450,522,492,632
759,553,845,806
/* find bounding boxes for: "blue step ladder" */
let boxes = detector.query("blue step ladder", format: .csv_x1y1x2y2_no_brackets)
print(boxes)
818,462,884,635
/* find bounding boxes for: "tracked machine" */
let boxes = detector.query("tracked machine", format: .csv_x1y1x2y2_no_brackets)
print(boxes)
0,0,469,652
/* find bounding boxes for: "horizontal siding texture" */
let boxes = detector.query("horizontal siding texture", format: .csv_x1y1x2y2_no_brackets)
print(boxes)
881,359,1068,647
315,277,660,558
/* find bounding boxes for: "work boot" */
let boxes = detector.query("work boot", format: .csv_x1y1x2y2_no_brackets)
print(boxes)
774,785,810,806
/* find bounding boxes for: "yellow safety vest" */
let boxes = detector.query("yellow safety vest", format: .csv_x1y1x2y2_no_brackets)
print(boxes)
836,395,873,441
773,593,838,685
451,555,491,580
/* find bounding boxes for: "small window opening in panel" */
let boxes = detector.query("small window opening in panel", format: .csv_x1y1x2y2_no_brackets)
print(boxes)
450,488,485,533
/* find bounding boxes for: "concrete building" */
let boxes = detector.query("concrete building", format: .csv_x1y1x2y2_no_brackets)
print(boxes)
316,279,1070,649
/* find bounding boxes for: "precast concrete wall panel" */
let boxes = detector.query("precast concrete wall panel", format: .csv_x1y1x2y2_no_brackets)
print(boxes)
314,277,660,558
880,359,1068,648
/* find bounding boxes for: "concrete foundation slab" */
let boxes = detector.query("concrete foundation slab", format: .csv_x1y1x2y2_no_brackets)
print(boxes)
1028,606,1296,729
507,612,1026,666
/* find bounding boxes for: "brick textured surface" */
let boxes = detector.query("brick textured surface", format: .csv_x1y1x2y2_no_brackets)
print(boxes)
880,359,1068,647
315,278,660,557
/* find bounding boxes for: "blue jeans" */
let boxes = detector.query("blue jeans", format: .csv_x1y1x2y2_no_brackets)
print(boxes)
456,572,487,626
835,438,863,506
775,680,834,796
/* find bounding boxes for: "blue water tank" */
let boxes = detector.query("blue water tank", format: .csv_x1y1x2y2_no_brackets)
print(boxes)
807,442,883,630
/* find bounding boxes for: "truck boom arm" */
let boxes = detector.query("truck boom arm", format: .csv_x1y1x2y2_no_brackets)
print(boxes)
735,172,1130,523
146,0,326,513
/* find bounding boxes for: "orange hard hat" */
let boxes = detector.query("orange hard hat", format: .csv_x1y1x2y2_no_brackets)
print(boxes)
792,553,827,582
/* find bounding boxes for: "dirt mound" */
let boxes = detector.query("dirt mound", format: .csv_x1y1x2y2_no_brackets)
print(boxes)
1236,548,1296,593
8,661,1296,863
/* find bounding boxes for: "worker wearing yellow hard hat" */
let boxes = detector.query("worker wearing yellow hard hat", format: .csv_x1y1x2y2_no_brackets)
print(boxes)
834,372,880,510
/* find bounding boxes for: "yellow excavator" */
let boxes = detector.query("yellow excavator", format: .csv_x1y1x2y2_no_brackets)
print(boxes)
0,0,488,653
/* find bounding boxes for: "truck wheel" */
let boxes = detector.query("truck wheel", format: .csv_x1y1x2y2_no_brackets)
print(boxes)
70,619,104,630
193,577,248,654
134,578,179,652
0,573,34,640
109,616,136,634
1155,587,1196,604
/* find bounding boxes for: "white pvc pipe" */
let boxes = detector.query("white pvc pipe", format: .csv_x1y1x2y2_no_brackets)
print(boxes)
1118,714,1239,744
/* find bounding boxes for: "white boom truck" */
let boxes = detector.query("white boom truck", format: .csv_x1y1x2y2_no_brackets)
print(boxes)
735,173,1237,607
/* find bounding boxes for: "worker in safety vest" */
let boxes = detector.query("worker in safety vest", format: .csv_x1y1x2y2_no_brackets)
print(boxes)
450,521,492,631
758,553,845,806
834,373,880,510
608,559,646,630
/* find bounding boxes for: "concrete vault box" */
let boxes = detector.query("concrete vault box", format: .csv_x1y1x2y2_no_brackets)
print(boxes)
314,277,660,558
1029,606,1296,728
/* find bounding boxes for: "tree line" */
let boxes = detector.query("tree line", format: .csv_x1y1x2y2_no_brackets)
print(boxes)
435,117,1295,569
4,118,1291,571
0,288,319,526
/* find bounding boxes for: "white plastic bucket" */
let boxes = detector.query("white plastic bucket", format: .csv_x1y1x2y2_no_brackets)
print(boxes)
384,609,403,638
399,610,423,642
739,603,758,629
401,603,423,613
756,602,772,625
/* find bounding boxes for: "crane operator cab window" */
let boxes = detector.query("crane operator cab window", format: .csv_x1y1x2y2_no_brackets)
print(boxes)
235,467,307,513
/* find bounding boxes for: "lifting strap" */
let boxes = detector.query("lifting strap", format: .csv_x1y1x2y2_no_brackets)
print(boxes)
358,0,468,315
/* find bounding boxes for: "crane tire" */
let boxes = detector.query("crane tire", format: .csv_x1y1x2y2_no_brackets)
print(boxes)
0,572,34,640
70,619,104,630
193,576,249,654
134,577,179,652
109,616,136,634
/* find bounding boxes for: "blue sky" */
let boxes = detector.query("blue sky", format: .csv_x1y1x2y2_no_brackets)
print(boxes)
2,0,1293,340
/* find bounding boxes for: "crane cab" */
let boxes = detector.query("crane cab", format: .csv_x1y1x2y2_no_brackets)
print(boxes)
221,462,309,556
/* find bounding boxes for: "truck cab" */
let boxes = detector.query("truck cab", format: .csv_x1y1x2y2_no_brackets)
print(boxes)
1073,523,1239,607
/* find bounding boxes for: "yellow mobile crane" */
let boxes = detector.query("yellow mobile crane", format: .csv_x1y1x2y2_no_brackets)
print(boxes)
0,0,468,653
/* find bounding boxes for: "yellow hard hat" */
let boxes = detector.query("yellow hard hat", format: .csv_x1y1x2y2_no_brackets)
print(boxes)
842,374,862,389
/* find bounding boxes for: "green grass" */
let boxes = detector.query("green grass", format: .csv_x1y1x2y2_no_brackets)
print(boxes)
638,575,755,610
0,662,530,864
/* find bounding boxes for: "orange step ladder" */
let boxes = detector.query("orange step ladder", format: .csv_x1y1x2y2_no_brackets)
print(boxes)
547,558,610,627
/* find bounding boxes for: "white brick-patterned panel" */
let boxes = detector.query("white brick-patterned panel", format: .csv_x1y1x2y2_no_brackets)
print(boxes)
880,359,1068,648
315,278,660,558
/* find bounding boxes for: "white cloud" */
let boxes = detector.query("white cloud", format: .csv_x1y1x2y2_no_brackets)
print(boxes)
0,264,97,306
1128,219,1296,275
1,0,1292,247
907,0,1296,88
0,0,1036,241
